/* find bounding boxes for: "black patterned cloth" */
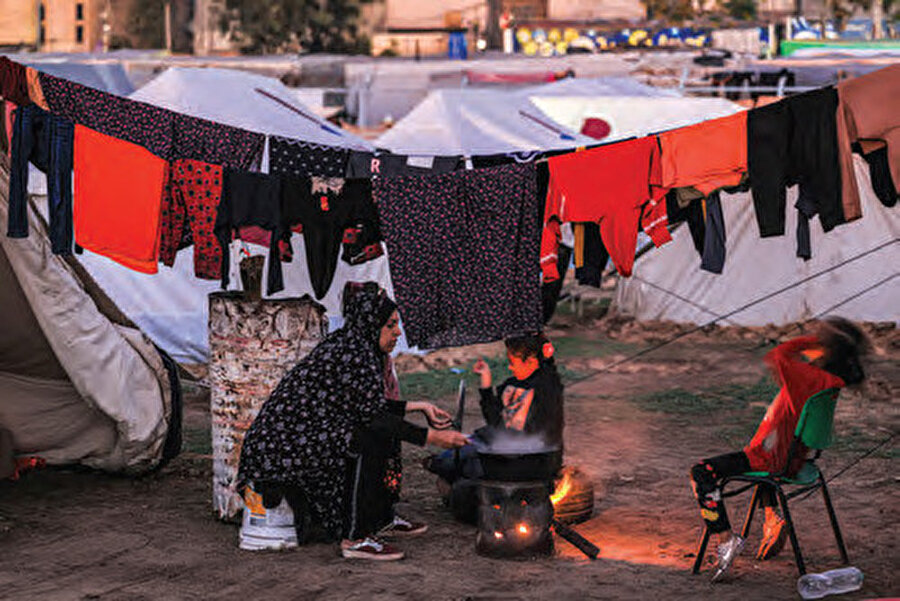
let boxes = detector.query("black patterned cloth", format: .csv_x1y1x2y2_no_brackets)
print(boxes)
373,163,542,349
172,113,264,170
269,136,350,178
237,285,395,539
39,71,175,159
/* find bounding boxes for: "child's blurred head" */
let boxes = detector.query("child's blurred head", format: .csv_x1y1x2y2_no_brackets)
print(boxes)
812,317,870,385
505,333,553,380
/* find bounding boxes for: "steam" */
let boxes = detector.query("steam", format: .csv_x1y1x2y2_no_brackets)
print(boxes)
474,429,558,454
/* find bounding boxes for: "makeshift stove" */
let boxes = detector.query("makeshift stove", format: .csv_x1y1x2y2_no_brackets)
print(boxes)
472,436,599,560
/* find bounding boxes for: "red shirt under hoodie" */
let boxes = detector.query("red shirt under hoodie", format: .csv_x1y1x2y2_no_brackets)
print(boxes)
744,336,844,476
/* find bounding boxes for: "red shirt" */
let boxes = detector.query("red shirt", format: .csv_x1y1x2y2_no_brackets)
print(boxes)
744,336,844,475
546,137,668,277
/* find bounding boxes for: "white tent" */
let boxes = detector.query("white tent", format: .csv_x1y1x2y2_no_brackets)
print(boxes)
39,68,391,363
375,88,596,155
1,160,178,472
614,155,900,325
530,96,742,143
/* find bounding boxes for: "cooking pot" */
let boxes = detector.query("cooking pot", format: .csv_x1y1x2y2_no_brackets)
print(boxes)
476,447,562,482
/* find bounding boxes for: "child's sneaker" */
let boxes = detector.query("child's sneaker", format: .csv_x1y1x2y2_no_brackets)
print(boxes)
756,516,787,560
341,537,404,561
379,514,428,537
712,535,745,582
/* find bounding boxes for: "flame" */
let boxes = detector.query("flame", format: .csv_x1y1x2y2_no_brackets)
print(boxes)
517,523,529,535
550,471,574,506
494,531,504,539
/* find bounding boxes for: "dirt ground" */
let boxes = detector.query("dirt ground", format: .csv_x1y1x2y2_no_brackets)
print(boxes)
1,307,898,601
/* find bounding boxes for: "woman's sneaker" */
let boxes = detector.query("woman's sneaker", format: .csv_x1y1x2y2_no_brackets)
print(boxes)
341,537,404,561
378,515,428,538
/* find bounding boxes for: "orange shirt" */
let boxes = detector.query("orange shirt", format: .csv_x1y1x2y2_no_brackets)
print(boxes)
74,125,167,273
654,111,747,197
744,336,844,475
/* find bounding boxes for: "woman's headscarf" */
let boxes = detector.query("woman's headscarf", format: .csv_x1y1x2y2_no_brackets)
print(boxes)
237,283,398,539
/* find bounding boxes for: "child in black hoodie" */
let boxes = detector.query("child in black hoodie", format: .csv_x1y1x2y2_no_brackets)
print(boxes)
425,333,565,521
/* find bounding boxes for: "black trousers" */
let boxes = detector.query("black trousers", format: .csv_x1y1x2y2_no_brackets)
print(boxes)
343,424,396,540
690,451,777,534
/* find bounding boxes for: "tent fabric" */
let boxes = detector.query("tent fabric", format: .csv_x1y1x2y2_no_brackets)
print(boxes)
0,160,175,472
530,96,743,144
614,155,900,325
375,88,596,155
129,67,373,151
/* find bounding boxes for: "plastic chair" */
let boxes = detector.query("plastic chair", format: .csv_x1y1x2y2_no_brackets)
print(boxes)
691,388,849,576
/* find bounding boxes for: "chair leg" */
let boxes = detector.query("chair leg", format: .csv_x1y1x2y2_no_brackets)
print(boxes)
820,475,850,565
692,526,711,574
777,488,806,575
740,485,760,539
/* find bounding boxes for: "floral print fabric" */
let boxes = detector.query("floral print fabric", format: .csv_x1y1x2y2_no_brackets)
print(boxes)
374,163,542,349
237,285,393,539
269,136,349,178
172,113,263,171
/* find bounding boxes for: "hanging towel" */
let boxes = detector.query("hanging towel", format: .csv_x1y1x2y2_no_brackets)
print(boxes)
73,125,167,273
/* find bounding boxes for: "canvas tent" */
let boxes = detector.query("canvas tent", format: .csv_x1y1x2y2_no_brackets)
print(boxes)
614,155,900,325
0,160,180,473
59,68,391,363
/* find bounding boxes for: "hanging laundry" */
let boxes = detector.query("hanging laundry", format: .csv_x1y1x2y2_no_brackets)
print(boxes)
39,72,175,160
471,150,544,169
281,176,376,299
73,125,167,273
341,217,384,266
572,223,609,287
748,87,844,253
346,151,463,178
665,191,727,274
653,111,747,196
374,163,542,349
172,113,264,171
215,170,284,294
0,58,29,106
25,68,48,110
860,145,897,208
546,136,668,277
541,243,571,324
8,104,75,255
158,159,225,279
836,64,900,218
269,136,350,178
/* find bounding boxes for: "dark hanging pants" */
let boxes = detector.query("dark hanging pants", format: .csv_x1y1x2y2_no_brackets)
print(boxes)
7,104,74,254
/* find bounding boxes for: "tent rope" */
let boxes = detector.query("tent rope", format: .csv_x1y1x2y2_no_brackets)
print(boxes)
795,430,897,502
565,237,898,386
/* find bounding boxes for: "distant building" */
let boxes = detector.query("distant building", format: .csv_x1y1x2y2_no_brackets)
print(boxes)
0,0,40,48
0,0,102,52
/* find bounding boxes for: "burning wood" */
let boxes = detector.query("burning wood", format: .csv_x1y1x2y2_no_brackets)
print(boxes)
550,470,574,506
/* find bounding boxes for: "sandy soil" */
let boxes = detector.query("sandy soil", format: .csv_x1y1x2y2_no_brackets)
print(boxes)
1,315,897,601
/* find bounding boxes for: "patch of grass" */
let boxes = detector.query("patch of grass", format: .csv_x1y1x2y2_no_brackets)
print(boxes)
633,377,780,415
552,297,611,319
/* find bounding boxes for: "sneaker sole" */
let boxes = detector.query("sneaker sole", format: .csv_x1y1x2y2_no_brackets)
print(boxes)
381,525,428,538
341,548,405,561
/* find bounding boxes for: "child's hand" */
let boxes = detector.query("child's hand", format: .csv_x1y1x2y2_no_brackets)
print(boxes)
472,358,492,389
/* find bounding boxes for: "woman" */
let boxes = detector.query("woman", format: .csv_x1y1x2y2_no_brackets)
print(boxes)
238,282,466,560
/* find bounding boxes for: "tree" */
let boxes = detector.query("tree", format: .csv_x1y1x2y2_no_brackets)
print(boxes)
643,0,695,23
127,0,165,48
223,0,370,54
724,0,757,19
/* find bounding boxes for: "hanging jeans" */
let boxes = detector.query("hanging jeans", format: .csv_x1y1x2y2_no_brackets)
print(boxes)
7,104,75,254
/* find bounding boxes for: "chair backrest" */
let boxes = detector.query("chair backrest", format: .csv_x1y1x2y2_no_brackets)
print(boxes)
794,388,840,450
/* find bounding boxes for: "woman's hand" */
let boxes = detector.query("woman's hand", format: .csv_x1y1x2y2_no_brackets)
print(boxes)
472,358,492,389
421,403,453,429
426,428,468,449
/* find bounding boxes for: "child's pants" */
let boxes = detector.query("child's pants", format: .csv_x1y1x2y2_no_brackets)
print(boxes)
690,451,777,534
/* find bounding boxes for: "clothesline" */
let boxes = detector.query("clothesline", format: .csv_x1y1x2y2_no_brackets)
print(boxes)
1,57,897,350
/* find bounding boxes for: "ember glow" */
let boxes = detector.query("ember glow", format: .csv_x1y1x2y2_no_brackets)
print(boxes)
518,523,529,535
550,471,574,506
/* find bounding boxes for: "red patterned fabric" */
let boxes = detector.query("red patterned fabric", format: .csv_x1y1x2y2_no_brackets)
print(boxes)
158,159,224,279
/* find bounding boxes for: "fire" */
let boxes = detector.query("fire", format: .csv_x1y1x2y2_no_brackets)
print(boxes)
550,470,574,506
517,523,529,535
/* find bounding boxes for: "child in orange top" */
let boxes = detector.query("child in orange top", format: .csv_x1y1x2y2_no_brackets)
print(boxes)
689,317,869,580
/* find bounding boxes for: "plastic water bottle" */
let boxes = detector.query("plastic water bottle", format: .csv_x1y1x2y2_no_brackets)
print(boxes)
797,567,864,600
